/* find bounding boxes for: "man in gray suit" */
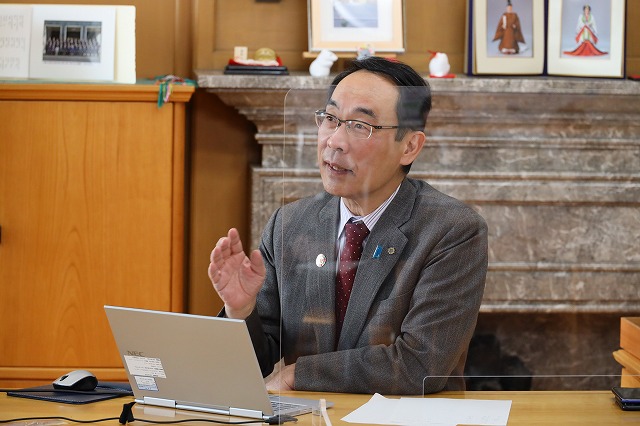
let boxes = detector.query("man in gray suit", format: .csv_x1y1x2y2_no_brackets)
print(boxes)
209,57,488,395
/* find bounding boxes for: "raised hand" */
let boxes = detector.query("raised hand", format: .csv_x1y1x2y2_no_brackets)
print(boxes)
208,228,266,319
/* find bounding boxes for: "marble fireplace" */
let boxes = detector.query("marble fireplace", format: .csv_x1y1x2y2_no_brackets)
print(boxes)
196,71,640,390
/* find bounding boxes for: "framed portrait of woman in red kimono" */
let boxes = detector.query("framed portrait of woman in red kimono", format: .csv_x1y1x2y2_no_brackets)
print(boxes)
547,0,626,77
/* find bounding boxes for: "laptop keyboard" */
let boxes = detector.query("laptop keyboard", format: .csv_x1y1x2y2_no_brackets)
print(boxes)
269,397,304,411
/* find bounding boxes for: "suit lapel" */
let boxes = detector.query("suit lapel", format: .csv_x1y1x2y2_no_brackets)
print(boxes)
337,179,416,350
303,196,340,353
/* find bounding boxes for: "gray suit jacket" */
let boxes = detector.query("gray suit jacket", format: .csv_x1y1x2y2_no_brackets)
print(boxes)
245,177,488,395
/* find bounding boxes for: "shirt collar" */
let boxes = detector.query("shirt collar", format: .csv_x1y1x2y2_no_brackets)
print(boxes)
338,182,402,235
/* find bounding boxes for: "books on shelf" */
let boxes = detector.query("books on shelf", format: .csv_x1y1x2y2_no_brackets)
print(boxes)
0,4,135,83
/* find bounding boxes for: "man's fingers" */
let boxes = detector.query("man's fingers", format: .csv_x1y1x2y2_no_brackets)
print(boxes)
227,228,245,255
249,249,266,277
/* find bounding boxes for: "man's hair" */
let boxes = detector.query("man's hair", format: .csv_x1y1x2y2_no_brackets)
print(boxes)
328,56,431,173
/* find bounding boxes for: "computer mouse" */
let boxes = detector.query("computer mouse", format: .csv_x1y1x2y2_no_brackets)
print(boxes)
52,369,98,391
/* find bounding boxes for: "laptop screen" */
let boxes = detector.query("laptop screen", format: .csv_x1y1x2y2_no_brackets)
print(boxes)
104,305,276,417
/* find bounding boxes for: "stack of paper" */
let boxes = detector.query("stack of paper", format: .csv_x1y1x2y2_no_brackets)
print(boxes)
342,393,512,426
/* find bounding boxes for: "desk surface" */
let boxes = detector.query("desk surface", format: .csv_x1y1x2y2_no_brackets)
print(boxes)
2,390,639,425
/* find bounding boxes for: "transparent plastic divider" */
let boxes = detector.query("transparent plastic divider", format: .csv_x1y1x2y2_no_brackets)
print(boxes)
413,374,631,426
421,373,631,395
270,85,639,403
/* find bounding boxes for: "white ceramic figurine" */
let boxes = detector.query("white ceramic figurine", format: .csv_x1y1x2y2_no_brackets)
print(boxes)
429,51,451,77
309,49,338,77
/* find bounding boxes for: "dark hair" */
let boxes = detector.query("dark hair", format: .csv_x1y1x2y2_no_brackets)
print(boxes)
328,56,431,174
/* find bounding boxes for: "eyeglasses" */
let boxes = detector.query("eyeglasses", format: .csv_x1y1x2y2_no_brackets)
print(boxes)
314,110,399,140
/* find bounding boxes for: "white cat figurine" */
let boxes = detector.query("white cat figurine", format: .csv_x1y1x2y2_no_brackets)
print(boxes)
309,49,338,77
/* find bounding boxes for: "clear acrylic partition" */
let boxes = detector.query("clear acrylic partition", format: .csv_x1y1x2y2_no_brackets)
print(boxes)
259,83,640,404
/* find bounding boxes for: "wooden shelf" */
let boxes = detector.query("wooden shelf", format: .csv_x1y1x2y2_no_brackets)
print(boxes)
0,81,194,102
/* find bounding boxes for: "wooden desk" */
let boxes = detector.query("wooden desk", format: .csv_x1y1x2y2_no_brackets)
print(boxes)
2,390,639,425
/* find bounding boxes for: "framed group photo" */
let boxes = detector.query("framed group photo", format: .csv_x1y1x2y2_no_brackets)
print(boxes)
307,0,405,52
470,0,546,75
547,0,626,78
29,4,116,81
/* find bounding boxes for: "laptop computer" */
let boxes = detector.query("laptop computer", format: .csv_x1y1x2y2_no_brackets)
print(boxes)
104,305,330,421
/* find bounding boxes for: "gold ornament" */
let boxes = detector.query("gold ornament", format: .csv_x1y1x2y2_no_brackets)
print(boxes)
254,47,277,61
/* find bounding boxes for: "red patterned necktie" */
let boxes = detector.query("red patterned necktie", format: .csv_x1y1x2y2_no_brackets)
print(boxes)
336,220,369,339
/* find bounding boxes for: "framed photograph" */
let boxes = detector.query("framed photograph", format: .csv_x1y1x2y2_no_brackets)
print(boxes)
547,0,626,78
29,4,116,81
307,0,405,52
470,0,545,75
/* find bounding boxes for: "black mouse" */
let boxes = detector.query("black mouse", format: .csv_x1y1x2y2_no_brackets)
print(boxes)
52,369,98,391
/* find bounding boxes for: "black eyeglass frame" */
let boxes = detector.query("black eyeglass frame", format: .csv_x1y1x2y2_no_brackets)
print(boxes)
314,110,399,140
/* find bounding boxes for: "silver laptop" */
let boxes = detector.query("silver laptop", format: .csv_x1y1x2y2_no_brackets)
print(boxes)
104,305,329,421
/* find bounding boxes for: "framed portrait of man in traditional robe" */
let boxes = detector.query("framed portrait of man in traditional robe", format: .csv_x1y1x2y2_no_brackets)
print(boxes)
466,0,545,75
547,0,626,77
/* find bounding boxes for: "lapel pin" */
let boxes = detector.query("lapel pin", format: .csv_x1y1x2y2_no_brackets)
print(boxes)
316,254,327,268
387,247,396,255
373,245,383,259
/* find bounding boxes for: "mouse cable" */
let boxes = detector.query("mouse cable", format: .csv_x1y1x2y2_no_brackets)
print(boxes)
0,402,298,425
0,388,134,395
0,415,120,424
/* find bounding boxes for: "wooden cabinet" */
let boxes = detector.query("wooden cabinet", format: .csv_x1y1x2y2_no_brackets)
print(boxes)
0,83,193,387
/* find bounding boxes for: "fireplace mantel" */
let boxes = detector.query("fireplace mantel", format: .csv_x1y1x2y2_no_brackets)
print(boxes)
195,71,640,315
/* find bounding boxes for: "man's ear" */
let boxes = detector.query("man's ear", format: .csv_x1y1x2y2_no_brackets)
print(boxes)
400,131,426,166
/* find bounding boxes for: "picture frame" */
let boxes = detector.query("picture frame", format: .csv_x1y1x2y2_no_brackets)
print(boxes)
307,0,405,53
547,0,626,78
468,0,545,75
28,4,116,81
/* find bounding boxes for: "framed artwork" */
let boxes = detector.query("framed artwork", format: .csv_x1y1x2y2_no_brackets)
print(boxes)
28,4,116,81
469,0,545,75
307,0,405,52
547,0,626,78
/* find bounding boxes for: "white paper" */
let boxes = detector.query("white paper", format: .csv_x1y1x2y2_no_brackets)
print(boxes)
0,5,32,78
342,393,512,426
342,394,400,424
